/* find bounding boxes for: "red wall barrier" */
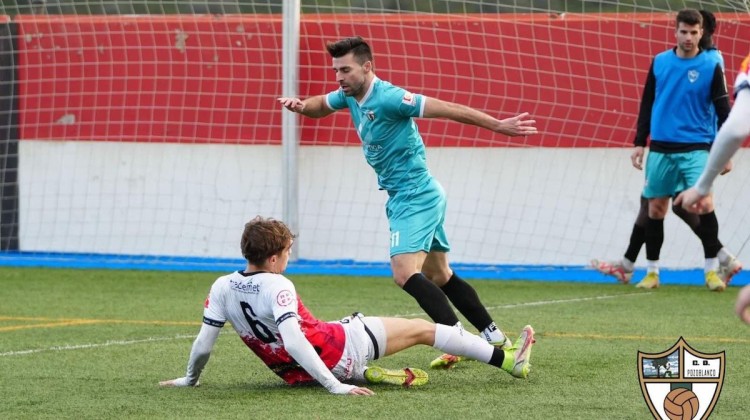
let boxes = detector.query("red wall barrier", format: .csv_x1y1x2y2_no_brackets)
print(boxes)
15,14,750,147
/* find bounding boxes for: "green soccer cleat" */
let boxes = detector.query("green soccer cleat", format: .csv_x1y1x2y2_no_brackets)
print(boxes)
429,353,463,369
635,272,660,289
705,270,726,292
491,335,514,350
364,366,428,387
501,325,536,379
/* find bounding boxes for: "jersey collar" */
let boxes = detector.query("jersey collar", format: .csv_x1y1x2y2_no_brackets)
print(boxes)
357,76,379,106
238,270,267,277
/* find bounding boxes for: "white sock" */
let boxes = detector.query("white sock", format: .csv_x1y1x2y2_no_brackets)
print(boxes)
434,324,494,363
705,258,719,273
717,248,733,264
647,260,659,274
622,258,635,271
479,322,506,343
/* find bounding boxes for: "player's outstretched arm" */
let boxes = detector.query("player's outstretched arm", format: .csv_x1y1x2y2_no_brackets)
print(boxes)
422,97,537,137
278,318,373,395
159,323,221,387
675,89,750,213
277,95,336,118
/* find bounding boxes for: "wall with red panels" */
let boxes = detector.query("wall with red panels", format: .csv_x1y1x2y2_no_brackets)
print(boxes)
15,14,750,147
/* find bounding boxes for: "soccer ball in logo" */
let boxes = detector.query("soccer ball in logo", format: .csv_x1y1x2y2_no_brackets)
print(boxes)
664,388,699,420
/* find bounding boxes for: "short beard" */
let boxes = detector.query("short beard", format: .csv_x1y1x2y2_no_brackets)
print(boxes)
344,83,363,97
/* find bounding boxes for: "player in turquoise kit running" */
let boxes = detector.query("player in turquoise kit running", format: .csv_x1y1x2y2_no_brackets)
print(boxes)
279,36,537,368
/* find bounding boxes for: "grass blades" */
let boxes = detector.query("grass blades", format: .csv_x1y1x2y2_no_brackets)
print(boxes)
1,267,748,419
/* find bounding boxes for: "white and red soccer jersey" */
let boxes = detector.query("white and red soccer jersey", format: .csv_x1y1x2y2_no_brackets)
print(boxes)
202,270,346,385
735,54,750,95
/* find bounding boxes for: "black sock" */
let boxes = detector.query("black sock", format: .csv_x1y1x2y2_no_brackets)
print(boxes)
672,200,701,234
698,211,721,258
645,217,664,261
624,223,646,263
625,196,649,262
673,196,724,250
402,273,459,326
440,273,493,332
489,347,505,368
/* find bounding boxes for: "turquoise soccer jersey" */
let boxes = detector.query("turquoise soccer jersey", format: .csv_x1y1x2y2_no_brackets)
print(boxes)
650,50,720,144
325,77,431,192
704,48,724,70
325,78,451,255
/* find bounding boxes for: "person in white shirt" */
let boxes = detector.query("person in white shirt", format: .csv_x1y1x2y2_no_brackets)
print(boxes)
675,54,750,324
159,216,536,395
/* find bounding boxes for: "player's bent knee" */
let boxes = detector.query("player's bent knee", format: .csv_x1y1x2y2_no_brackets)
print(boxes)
649,203,669,218
393,275,409,288
392,268,420,288
409,318,436,343
422,268,451,286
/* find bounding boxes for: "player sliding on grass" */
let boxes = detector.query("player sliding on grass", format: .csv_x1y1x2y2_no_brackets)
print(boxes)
278,36,537,369
159,217,536,395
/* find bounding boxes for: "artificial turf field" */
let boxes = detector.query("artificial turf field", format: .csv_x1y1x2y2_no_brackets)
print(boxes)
1,267,748,419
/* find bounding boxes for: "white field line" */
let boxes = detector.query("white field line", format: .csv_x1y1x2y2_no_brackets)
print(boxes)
392,291,651,318
1,292,648,357
0,333,200,357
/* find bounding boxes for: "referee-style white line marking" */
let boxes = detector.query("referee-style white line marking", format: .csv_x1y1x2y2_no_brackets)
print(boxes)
2,293,647,357
393,291,651,318
0,334,197,357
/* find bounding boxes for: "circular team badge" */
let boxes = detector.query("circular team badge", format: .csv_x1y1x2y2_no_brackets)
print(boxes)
276,290,294,306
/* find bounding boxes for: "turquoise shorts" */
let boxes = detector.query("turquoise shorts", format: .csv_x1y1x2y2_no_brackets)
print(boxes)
386,178,451,257
643,150,708,198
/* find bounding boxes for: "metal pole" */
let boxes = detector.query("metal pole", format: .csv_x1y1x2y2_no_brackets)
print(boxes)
282,0,300,261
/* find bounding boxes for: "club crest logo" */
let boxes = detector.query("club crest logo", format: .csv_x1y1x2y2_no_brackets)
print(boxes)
402,92,416,106
638,337,724,420
687,70,699,83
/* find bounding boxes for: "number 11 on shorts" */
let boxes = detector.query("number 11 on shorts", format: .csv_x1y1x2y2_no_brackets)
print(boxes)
390,231,400,248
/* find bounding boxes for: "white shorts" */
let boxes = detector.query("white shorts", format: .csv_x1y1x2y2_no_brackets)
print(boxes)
330,313,386,382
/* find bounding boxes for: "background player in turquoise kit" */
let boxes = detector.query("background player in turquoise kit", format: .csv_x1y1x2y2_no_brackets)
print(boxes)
279,36,537,368
590,9,741,286
629,9,731,291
